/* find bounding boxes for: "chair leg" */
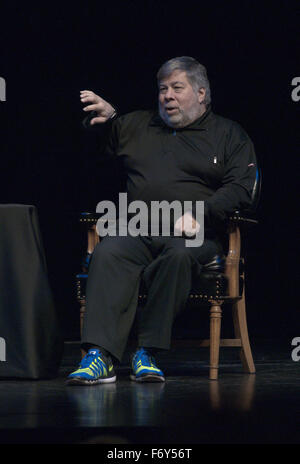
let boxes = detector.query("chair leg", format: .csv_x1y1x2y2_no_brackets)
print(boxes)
80,301,85,337
80,301,86,359
232,290,255,374
209,302,222,380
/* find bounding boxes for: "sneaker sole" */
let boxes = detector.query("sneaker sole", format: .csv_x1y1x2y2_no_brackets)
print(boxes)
66,375,117,386
130,374,165,383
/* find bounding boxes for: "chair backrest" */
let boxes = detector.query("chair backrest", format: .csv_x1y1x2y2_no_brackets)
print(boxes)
225,165,262,298
250,166,262,214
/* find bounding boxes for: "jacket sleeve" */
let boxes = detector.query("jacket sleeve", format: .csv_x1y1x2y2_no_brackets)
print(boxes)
82,110,121,157
204,122,258,225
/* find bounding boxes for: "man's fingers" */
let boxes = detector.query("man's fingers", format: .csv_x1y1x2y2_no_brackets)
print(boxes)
80,95,94,102
80,90,95,96
81,96,101,105
174,216,184,234
83,103,102,112
174,213,200,236
80,91,94,100
79,90,112,124
80,90,102,104
90,116,107,125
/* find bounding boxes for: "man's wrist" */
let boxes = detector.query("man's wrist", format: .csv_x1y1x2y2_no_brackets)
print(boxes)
108,105,118,121
109,110,117,120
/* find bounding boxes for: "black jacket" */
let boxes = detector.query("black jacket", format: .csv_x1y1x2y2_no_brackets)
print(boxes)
84,106,257,229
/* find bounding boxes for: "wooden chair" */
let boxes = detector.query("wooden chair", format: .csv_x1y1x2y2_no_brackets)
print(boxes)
76,170,261,380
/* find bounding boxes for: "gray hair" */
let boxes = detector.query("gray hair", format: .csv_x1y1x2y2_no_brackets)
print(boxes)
157,56,211,106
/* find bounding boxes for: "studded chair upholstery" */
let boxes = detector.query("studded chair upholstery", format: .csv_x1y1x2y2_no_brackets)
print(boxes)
76,168,261,380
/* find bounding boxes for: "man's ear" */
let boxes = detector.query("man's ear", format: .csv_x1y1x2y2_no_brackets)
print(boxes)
198,87,206,104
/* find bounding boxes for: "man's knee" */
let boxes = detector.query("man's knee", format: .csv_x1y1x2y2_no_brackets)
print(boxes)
162,245,194,264
90,235,151,267
90,236,129,264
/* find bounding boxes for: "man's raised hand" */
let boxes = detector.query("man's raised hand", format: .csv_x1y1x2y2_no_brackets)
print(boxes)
80,90,116,125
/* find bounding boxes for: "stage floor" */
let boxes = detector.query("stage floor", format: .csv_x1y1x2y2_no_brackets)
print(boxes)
0,339,299,445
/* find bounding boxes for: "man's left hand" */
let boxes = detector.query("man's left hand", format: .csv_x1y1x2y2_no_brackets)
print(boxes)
174,211,200,237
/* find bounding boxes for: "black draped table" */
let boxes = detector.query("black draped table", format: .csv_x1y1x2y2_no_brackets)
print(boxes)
0,205,63,378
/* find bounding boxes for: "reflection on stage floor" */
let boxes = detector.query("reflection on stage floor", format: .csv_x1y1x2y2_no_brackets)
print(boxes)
0,339,299,445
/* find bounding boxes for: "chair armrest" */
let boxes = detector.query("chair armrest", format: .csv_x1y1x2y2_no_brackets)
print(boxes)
229,210,259,225
78,212,100,269
79,212,102,225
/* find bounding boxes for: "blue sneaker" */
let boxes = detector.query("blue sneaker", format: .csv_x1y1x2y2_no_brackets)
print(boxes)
130,347,165,382
66,349,116,385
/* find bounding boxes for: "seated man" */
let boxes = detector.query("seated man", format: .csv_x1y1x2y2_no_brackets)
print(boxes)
67,56,257,385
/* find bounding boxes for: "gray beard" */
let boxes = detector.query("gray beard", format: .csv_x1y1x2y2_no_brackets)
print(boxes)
159,106,203,129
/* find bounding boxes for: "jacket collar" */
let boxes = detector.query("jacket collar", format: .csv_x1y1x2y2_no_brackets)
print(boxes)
149,104,213,131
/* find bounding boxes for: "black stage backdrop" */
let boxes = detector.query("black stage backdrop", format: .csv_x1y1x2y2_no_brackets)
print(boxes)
0,1,299,341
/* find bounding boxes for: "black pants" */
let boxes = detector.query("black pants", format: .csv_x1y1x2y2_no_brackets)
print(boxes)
81,234,222,362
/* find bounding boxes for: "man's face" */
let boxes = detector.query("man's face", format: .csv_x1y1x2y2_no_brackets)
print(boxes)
158,70,206,128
